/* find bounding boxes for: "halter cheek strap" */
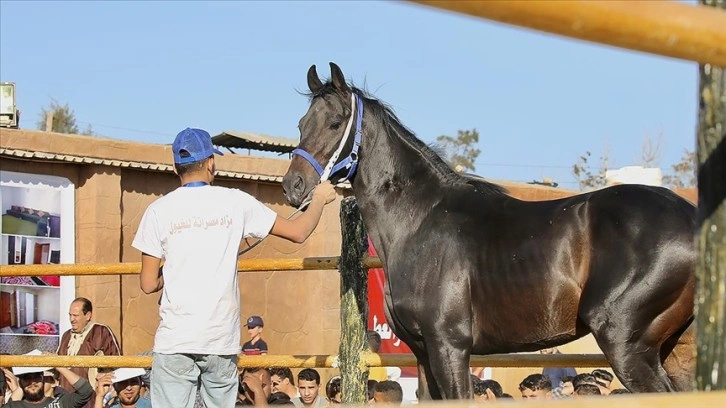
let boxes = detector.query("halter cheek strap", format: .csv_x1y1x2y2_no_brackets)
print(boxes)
289,149,324,176
292,93,363,184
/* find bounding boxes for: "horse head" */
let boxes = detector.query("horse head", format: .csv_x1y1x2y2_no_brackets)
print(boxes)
283,62,361,207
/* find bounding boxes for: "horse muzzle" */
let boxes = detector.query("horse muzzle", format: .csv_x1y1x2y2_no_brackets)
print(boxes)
282,171,311,208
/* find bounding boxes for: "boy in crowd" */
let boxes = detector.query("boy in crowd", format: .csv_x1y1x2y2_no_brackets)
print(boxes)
372,381,403,405
269,368,297,400
473,379,503,402
574,384,601,397
242,316,268,356
292,369,325,408
518,373,552,400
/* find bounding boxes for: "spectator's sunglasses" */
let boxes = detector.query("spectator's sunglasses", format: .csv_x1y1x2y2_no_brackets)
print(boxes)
114,378,141,390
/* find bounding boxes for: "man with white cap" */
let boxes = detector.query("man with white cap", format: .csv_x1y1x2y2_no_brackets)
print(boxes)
132,128,336,408
3,350,93,407
93,368,149,408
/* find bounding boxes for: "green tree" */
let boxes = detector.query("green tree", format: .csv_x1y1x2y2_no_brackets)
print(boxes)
436,128,481,173
662,149,697,189
36,99,93,135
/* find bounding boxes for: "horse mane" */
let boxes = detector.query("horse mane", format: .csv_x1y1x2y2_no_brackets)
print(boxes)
303,81,508,196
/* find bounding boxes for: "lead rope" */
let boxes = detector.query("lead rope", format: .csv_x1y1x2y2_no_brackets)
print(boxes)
238,195,313,257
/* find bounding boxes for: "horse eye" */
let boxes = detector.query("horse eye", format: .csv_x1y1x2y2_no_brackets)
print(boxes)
329,121,342,130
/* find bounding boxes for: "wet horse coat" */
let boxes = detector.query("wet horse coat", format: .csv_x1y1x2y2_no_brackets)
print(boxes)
283,63,696,399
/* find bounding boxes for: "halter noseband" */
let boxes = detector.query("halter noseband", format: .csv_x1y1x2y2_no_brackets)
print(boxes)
292,93,363,184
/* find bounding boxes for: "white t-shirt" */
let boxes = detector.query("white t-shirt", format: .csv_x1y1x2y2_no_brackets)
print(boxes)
132,185,277,355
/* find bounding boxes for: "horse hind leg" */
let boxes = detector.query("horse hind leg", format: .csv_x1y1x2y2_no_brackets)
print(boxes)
661,319,695,392
580,304,678,392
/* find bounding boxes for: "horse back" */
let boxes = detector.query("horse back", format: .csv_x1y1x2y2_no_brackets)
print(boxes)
439,183,695,353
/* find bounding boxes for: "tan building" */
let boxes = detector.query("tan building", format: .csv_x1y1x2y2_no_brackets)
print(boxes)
0,128,696,396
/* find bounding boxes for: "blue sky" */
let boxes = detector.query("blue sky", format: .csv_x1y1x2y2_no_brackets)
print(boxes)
0,1,699,188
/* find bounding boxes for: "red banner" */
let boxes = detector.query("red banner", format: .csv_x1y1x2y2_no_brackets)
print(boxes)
367,239,417,377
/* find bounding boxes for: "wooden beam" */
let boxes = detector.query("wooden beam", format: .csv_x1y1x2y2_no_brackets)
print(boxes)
410,1,726,66
0,256,384,276
2,352,608,369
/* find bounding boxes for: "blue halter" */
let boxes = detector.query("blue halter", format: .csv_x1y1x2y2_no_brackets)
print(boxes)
292,93,363,183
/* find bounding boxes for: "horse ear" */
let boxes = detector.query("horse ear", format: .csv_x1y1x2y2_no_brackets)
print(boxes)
329,62,350,93
307,65,323,93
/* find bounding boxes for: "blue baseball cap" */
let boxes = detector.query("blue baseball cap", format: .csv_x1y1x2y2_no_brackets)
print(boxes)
172,128,223,164
245,315,264,328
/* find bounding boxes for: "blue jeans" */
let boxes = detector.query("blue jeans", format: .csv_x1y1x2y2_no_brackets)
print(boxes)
151,353,238,408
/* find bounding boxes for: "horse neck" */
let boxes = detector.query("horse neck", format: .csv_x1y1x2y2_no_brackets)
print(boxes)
351,110,453,257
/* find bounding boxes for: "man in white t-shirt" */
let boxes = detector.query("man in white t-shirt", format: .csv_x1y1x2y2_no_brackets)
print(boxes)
132,127,336,408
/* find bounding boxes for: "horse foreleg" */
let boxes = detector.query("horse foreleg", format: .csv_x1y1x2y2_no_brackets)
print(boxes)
424,338,472,399
410,346,440,401
415,361,434,401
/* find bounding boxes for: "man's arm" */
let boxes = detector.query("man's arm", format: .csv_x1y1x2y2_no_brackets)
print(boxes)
56,366,94,407
2,368,23,401
242,372,269,407
140,254,164,294
270,182,336,243
93,373,114,408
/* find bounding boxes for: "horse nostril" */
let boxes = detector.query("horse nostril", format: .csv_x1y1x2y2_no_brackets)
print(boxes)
293,176,303,193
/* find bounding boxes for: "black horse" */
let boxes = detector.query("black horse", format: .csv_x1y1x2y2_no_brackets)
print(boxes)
283,63,696,398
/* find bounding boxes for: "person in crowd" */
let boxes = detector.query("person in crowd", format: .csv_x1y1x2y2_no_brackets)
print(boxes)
237,367,293,406
237,367,271,407
539,347,577,390
573,373,610,395
270,368,297,400
372,380,403,405
610,388,631,395
365,331,401,381
132,127,336,408
242,316,268,356
138,370,150,400
574,383,601,397
94,368,150,408
57,297,121,392
110,368,150,408
366,380,378,404
291,369,325,408
1,367,12,405
42,369,67,398
93,370,114,408
473,379,503,402
550,375,575,399
5,356,93,407
591,369,614,391
518,373,552,400
324,376,341,404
